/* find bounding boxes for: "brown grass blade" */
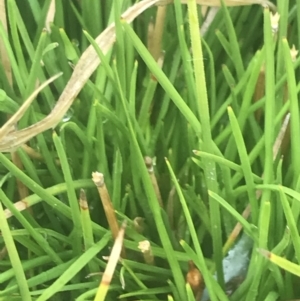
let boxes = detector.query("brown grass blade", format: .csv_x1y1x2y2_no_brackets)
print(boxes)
92,172,120,240
0,0,276,152
94,221,126,301
0,72,62,151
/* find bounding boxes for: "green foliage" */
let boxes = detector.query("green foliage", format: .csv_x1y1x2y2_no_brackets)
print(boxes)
0,0,300,300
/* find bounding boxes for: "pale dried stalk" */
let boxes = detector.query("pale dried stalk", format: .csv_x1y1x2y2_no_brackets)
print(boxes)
144,156,163,207
94,221,126,300
45,0,56,33
138,240,155,265
0,0,30,201
149,5,167,61
92,172,120,240
0,0,275,152
0,72,62,151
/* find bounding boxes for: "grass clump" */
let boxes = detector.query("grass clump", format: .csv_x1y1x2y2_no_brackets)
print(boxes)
0,0,300,300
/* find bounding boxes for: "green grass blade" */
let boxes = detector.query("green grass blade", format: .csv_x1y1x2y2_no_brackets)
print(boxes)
52,132,83,255
186,0,223,288
227,106,258,223
0,197,32,300
36,234,110,301
0,189,63,264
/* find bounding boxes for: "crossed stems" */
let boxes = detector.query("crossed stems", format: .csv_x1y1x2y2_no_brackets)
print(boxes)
0,0,162,152
0,0,275,152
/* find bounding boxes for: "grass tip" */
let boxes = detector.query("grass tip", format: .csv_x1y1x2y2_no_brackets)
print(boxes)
144,156,153,172
92,171,105,187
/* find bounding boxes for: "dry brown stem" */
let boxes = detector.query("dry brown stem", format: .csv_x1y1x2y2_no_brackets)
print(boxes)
145,156,163,207
94,221,126,299
0,0,275,152
186,261,204,301
92,172,120,240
